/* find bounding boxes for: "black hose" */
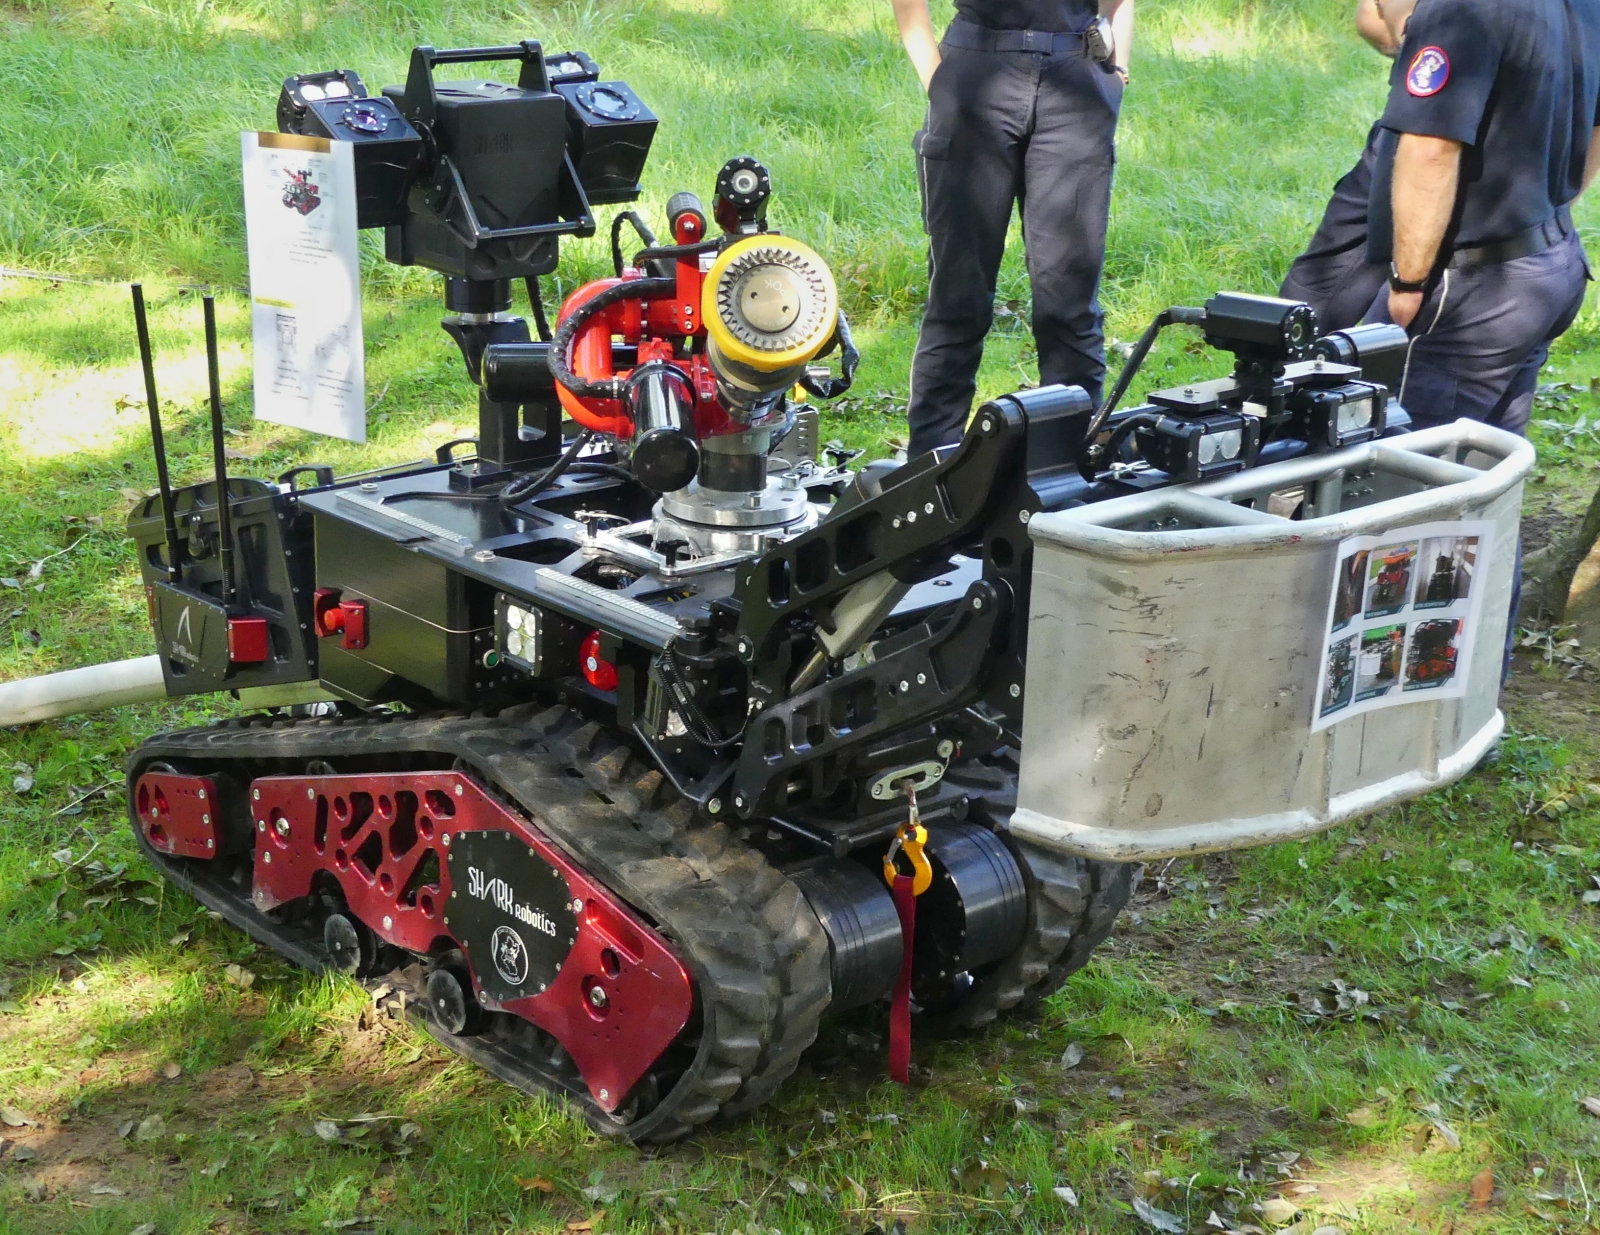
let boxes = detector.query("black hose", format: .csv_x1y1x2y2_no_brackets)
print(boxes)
523,276,552,343
499,428,596,506
1076,305,1205,480
799,310,860,400
547,277,676,402
632,239,722,267
610,210,659,277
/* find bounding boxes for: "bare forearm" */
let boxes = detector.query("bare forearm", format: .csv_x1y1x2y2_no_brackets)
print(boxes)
1392,133,1461,280
891,0,941,91
1103,0,1134,72
1585,127,1600,192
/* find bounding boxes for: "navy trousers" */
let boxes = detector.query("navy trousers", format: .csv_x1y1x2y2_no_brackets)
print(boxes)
1364,228,1589,434
1279,123,1389,334
907,25,1123,457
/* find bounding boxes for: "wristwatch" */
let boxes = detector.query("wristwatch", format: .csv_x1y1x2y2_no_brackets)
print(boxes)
1388,262,1428,294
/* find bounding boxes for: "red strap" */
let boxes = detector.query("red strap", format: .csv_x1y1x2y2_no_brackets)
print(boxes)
889,872,916,1085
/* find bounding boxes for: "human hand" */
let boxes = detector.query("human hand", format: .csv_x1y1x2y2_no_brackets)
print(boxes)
1388,288,1423,329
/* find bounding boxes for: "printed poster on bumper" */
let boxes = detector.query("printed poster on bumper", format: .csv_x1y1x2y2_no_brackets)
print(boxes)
1312,520,1493,731
241,131,366,443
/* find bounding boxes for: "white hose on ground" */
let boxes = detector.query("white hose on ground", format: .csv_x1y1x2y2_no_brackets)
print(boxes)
0,655,168,726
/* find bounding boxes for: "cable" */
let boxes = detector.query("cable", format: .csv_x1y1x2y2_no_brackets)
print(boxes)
798,310,860,400
523,276,552,343
499,428,596,506
1076,305,1205,480
610,210,659,277
547,277,676,402
656,637,744,750
632,239,722,267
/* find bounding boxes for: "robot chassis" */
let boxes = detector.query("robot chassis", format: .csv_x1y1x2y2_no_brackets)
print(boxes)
122,39,1412,1140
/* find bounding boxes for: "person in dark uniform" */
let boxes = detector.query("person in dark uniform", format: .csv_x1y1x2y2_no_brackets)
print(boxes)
1279,0,1416,331
892,0,1133,457
1369,0,1600,436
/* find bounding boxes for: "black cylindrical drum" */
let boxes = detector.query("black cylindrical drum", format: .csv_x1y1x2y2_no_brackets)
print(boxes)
790,859,903,1011
625,363,699,492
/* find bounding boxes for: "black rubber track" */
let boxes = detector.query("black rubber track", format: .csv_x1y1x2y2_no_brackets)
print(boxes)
518,705,832,1119
124,709,823,1142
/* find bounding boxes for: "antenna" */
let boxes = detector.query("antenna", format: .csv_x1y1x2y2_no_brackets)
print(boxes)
202,295,237,606
131,284,183,583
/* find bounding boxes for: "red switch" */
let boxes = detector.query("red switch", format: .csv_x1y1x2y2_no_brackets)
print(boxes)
313,587,344,637
227,616,269,664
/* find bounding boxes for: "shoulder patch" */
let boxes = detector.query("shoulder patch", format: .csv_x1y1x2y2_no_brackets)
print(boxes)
1406,46,1451,97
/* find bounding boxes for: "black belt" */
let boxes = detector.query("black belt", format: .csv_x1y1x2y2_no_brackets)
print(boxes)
1449,207,1572,268
943,16,1083,53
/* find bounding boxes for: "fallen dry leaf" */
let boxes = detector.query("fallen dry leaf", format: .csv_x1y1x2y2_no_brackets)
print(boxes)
0,1105,36,1127
134,1114,165,1141
1258,1196,1300,1225
1059,1042,1085,1069
1132,1195,1186,1232
1053,1184,1080,1207
1580,1096,1600,1119
129,1224,157,1235
312,1119,342,1142
1345,1105,1381,1128
161,1061,182,1080
223,964,256,990
517,1177,555,1194
1469,1167,1495,1209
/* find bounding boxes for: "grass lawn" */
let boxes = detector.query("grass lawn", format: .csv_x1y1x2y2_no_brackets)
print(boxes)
2,0,1600,1232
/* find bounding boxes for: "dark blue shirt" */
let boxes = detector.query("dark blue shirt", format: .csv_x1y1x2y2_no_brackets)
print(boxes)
1368,0,1600,261
953,0,1099,33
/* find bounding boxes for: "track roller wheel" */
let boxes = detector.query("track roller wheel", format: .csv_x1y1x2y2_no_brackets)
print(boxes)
425,964,484,1036
322,912,377,976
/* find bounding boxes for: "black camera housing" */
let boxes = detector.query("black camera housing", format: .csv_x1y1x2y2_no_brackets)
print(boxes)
1289,379,1388,449
277,42,657,281
276,70,424,229
1201,292,1319,364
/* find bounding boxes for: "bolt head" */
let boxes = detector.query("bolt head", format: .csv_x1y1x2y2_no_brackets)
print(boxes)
917,672,927,685
907,510,917,523
892,517,902,529
442,833,451,846
206,838,214,849
275,818,291,837
972,597,984,610
707,797,722,815
899,680,910,692
599,1089,610,1103
454,784,464,796
262,851,272,864
252,788,260,801
924,502,934,515
937,739,955,758
382,915,393,930
202,813,210,825
198,788,207,801
1009,683,1022,698
1018,510,1031,525
360,481,380,492
256,819,266,832
587,985,609,1009
734,795,746,809
306,786,316,800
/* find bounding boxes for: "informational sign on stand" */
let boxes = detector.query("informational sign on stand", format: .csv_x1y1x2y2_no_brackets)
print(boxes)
1312,519,1494,731
241,131,365,443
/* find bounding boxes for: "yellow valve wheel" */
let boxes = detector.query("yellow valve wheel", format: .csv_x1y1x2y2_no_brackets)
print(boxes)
702,234,838,372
